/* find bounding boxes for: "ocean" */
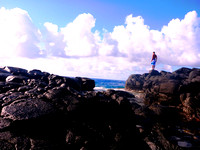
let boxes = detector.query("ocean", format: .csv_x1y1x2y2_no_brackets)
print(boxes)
93,78,126,90
93,78,145,105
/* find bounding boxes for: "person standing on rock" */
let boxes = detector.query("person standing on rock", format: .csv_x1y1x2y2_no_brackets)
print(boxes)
151,52,157,70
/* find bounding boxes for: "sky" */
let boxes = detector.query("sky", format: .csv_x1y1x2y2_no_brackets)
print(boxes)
0,0,200,80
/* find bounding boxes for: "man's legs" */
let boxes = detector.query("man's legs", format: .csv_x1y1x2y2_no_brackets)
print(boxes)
152,65,155,70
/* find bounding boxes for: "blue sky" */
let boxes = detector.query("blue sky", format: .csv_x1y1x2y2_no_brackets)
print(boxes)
2,0,200,30
0,0,200,80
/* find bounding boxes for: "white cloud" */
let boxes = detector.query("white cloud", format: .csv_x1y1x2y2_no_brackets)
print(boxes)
108,11,200,67
60,13,100,57
98,32,120,56
110,14,154,63
0,7,200,80
160,11,200,66
43,22,66,57
0,7,42,58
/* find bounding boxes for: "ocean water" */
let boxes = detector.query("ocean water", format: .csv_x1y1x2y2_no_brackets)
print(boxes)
93,78,126,90
93,78,145,105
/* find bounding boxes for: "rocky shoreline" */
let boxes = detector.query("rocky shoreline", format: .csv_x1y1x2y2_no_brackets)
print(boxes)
0,66,149,150
126,68,200,121
125,67,200,149
0,66,199,149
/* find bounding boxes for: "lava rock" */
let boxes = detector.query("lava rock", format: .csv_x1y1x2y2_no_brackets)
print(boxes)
1,99,55,121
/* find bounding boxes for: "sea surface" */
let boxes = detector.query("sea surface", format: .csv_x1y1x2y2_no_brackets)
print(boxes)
93,78,126,90
93,78,146,106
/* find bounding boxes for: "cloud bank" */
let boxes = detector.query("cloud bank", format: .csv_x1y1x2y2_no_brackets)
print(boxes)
0,7,200,79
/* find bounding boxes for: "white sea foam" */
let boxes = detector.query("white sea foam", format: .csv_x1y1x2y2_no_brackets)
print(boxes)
94,86,107,91
94,87,125,91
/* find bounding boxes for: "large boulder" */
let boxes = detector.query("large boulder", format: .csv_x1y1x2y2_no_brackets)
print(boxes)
125,74,143,91
0,68,10,74
28,69,48,79
189,68,200,81
125,67,200,120
4,66,29,76
0,73,12,81
48,75,82,91
1,99,55,121
159,80,180,95
6,75,28,83
149,70,161,76
173,67,192,75
76,77,95,91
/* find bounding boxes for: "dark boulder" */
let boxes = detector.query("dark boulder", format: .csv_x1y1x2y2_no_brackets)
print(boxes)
44,86,71,100
159,80,180,95
0,73,12,81
17,85,32,92
6,75,28,83
182,97,200,120
4,66,29,76
173,67,192,75
28,69,47,79
48,75,82,91
75,77,95,91
149,69,161,76
189,68,200,81
1,99,56,121
0,117,11,130
2,92,24,107
0,68,10,74
149,104,180,120
125,67,200,120
172,67,192,80
125,74,143,91
64,77,82,91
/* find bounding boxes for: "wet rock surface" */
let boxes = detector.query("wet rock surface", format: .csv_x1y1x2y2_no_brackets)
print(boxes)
0,66,149,150
126,67,200,149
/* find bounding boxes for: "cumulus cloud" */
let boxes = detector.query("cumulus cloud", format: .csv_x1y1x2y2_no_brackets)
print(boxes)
43,13,101,57
160,11,200,66
110,14,154,63
43,22,66,57
0,7,42,58
107,11,200,67
60,13,100,57
0,7,200,79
